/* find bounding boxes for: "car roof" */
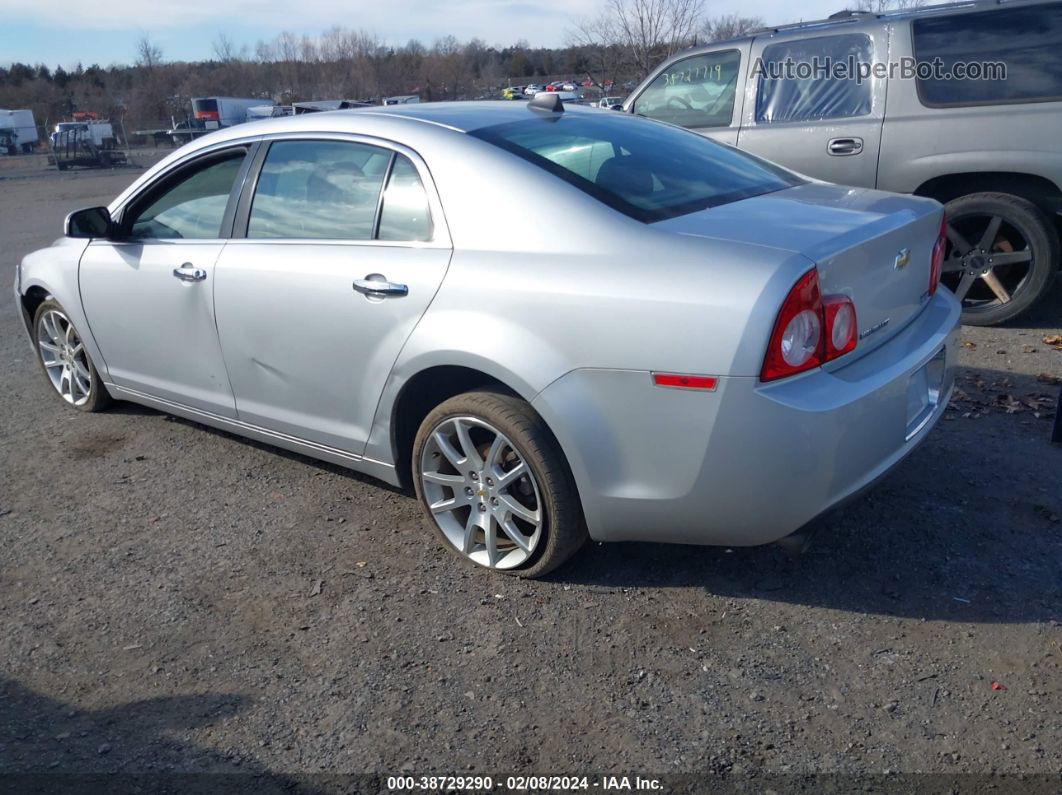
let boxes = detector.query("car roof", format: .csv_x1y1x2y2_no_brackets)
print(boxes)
355,101,603,132
115,100,612,205
229,100,604,139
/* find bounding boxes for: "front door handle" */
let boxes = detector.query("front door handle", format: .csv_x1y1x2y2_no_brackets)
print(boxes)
827,137,863,156
173,264,207,282
353,274,408,298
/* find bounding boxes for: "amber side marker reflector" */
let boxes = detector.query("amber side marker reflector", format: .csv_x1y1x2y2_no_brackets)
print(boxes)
652,373,718,391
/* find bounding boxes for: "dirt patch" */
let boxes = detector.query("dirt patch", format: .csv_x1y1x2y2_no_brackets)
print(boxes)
68,431,128,460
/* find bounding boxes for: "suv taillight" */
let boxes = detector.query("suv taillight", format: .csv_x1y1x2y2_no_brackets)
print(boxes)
929,212,947,296
761,268,858,382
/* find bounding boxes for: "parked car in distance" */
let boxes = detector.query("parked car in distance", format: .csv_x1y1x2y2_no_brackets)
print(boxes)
626,0,1062,325
502,87,524,100
523,84,545,95
16,101,958,577
596,97,625,110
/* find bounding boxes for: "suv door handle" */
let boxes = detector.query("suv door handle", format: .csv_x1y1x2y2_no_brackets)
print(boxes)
173,264,207,282
827,137,863,156
353,274,408,297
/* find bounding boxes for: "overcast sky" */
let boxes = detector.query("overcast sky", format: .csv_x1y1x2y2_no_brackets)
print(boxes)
0,0,846,68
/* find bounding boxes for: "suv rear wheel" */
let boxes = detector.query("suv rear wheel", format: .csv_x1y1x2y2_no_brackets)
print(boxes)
941,192,1058,326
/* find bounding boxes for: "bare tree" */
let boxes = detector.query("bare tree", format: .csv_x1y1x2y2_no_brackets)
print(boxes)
213,33,239,62
570,0,706,86
135,35,163,70
704,14,765,42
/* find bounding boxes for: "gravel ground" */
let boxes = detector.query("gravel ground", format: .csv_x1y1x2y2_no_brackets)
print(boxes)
1,162,1060,791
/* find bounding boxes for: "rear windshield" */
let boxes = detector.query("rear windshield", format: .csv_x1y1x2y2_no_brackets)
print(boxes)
469,114,800,223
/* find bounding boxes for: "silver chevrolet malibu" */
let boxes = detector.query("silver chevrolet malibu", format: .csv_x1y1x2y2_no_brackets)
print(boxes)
14,100,960,577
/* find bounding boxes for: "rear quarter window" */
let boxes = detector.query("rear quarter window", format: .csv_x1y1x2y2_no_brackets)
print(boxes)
912,3,1062,107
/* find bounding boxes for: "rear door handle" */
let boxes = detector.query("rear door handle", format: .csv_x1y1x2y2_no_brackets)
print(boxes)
173,264,207,282
827,137,863,156
353,274,408,298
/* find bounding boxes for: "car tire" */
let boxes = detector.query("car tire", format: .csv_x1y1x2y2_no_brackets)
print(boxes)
412,389,586,577
32,298,112,412
943,192,1059,326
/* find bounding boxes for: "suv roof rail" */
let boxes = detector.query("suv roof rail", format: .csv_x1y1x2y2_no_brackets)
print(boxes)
751,0,1046,36
826,9,873,19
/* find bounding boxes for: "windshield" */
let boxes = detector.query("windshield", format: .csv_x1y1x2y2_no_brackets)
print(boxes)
469,113,800,223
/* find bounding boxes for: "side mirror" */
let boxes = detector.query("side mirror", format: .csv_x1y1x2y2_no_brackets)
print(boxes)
65,206,113,238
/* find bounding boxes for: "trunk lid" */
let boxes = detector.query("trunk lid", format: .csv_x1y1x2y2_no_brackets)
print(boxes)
655,182,944,359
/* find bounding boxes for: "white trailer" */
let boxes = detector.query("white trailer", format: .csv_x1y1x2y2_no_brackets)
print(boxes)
51,120,116,148
0,109,39,153
192,97,264,129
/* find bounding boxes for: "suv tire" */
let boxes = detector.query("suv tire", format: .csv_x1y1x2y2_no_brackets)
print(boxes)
943,192,1058,326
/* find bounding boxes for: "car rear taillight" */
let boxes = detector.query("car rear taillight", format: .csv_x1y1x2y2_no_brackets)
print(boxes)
761,269,824,381
823,295,857,359
761,268,858,382
929,212,947,296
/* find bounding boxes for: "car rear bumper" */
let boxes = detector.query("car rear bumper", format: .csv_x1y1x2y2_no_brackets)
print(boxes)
532,290,961,546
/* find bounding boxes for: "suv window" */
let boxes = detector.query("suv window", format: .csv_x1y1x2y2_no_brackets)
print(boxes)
470,114,800,223
248,140,392,240
912,4,1062,107
632,50,742,128
756,34,873,123
127,151,245,239
377,155,433,242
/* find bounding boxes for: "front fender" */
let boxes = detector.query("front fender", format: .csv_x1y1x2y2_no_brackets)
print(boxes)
17,239,110,378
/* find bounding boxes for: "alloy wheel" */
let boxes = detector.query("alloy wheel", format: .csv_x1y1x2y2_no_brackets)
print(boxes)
941,212,1033,314
36,308,93,406
419,416,544,570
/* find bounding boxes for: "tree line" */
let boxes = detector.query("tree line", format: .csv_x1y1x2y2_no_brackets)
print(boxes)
0,0,917,134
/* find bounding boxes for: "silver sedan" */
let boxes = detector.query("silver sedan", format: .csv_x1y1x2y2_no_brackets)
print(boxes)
14,101,960,577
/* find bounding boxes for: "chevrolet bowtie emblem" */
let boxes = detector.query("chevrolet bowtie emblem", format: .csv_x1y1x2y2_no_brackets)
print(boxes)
894,248,911,270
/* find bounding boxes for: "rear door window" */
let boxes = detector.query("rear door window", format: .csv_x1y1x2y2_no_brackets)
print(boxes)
248,140,391,240
755,34,873,123
912,4,1062,107
632,50,742,128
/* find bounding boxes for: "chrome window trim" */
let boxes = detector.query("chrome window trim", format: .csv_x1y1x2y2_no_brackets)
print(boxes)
108,143,255,233
235,133,450,248
109,131,452,249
